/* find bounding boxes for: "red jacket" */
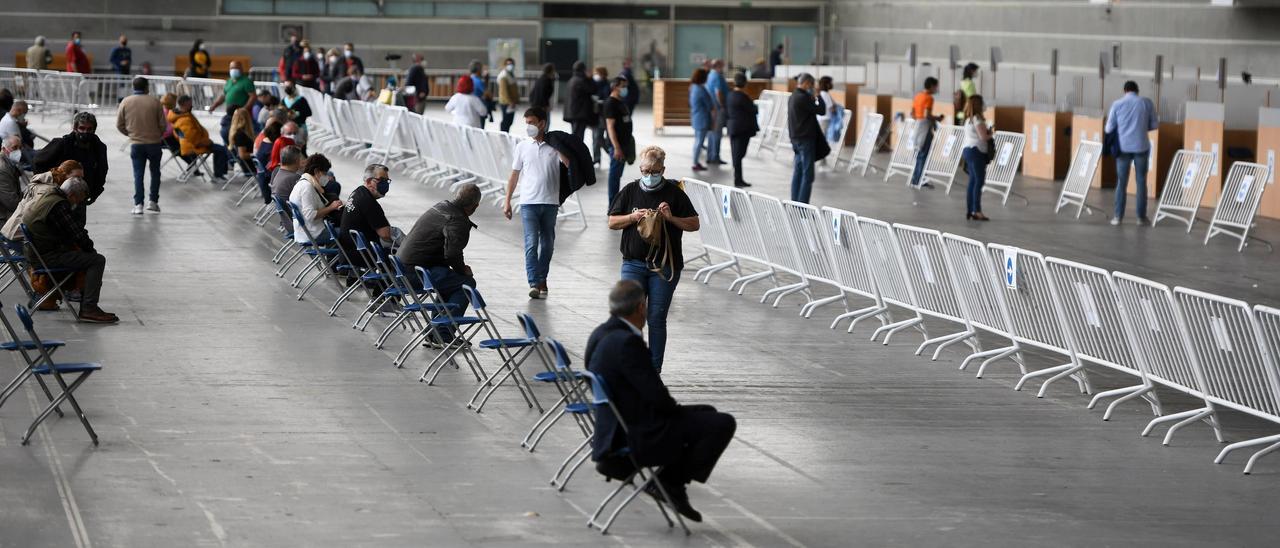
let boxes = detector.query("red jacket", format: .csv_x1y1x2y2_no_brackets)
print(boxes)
290,58,321,87
66,42,91,74
268,135,296,172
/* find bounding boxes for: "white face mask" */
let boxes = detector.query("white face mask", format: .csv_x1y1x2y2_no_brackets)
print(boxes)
199,44,207,51
525,124,540,138
283,132,296,140
592,75,603,82
6,150,20,164
328,55,338,63
640,173,664,192
316,173,329,186
303,51,312,60
343,50,353,58
505,64,514,72
229,69,241,79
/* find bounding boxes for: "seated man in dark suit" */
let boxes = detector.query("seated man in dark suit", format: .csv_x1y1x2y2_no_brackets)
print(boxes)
586,280,737,523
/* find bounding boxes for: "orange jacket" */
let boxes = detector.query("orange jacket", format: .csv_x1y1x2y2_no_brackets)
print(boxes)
167,110,212,156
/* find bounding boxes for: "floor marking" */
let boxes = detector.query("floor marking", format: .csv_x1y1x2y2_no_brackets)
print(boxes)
730,436,822,485
708,488,807,548
25,384,92,548
194,500,230,546
360,399,433,464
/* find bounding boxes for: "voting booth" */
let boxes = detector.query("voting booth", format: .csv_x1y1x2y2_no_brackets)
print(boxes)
1258,107,1280,219
1023,103,1071,180
1184,102,1227,207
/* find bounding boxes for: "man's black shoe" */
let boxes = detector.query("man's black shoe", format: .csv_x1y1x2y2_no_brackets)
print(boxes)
654,481,702,522
594,457,635,481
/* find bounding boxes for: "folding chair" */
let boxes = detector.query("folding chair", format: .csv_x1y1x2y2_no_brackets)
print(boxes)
326,224,384,317
0,300,65,415
347,232,404,332
545,340,597,492
13,304,101,446
18,225,81,321
235,157,267,208
0,233,35,298
520,322,590,450
374,257,450,353
175,151,213,184
461,288,543,414
284,203,342,300
414,268,491,386
580,370,690,536
269,196,296,265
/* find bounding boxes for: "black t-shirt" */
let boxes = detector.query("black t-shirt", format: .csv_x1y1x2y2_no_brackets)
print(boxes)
608,180,698,271
602,97,632,144
339,185,389,251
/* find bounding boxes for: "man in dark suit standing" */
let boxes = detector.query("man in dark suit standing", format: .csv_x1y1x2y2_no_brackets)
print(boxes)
725,72,758,188
787,73,825,203
586,280,737,523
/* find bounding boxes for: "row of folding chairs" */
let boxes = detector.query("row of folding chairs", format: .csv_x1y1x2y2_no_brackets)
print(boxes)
684,177,1280,474
1054,143,1273,251
299,86,588,228
0,298,102,446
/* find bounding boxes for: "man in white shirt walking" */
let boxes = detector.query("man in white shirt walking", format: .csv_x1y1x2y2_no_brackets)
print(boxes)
504,107,564,299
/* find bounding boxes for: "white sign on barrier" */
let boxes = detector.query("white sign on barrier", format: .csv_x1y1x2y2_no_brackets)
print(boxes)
721,192,732,219
1074,282,1102,328
1140,298,1160,332
907,127,919,151
943,134,957,157
831,214,841,246
1030,125,1039,153
1268,150,1276,184
913,245,936,284
1211,143,1220,175
1181,163,1199,188
1045,126,1052,152
997,142,1014,166
1236,175,1255,203
1003,248,1018,289
1210,316,1234,352
1077,152,1093,177
1149,139,1156,166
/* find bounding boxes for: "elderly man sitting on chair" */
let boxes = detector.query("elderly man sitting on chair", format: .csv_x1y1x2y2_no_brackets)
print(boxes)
587,280,737,523
397,183,481,341
21,177,118,323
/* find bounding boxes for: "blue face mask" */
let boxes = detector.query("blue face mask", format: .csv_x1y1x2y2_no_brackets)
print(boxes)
640,173,664,192
620,88,629,98
375,178,390,196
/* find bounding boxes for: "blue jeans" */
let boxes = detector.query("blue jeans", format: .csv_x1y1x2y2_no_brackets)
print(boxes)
130,143,163,205
499,104,516,133
1114,151,1150,220
707,114,723,162
962,146,987,214
910,130,934,186
605,142,625,210
520,204,558,287
621,259,681,371
791,139,816,203
692,126,708,166
425,266,476,340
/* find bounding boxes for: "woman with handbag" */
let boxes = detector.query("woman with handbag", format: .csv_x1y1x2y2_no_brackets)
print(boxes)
606,146,700,373
960,95,992,221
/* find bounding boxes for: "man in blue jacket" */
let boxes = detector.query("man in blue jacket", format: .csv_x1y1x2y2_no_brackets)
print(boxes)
587,280,737,523
1105,81,1159,226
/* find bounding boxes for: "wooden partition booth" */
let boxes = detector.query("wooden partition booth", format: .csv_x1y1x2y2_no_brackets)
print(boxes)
1255,108,1280,219
1184,102,1227,207
1022,103,1071,180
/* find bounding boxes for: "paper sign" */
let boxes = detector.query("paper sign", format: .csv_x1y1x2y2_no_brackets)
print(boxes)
1093,132,1101,143
832,215,842,246
1194,141,1202,153
906,127,918,151
1045,126,1053,152
1268,150,1276,184
1074,282,1102,328
1140,298,1161,333
1148,139,1156,166
1236,175,1255,203
1077,152,1093,178
721,192,732,219
1210,316,1234,353
1003,248,1018,289
1181,163,1199,189
997,142,1015,166
943,134,957,157
1030,125,1039,153
1211,143,1220,175
912,245,936,284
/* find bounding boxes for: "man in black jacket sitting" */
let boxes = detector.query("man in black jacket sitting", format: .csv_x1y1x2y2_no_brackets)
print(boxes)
786,73,825,204
396,183,481,340
587,280,737,523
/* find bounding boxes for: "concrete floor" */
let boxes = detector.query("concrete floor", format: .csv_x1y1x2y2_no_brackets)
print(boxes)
2,105,1278,548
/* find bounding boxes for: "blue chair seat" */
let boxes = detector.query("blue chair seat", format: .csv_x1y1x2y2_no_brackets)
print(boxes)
1,254,24,262
304,247,340,256
1,339,66,351
532,370,584,382
33,362,102,375
479,337,534,349
32,267,75,274
360,272,386,281
430,316,483,326
566,402,590,414
403,302,458,313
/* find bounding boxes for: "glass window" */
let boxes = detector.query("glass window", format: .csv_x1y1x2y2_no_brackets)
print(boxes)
385,0,434,17
435,2,485,17
328,0,378,16
275,0,325,15
224,0,273,14
488,3,538,19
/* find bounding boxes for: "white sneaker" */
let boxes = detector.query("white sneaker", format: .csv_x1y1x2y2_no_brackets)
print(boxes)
1109,217,1121,226
146,201,161,213
131,204,144,215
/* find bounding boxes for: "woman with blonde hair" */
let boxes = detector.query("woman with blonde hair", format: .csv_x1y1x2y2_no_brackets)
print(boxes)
3,160,83,239
605,145,701,372
227,105,256,174
960,94,992,221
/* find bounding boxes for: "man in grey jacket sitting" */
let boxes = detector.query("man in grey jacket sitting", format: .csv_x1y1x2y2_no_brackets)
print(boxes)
396,183,482,340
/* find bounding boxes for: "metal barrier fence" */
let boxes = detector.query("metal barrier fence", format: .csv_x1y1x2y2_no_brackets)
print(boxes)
884,119,923,184
1055,140,1103,218
918,125,966,192
847,112,883,177
1153,150,1216,232
1204,161,1271,251
983,131,1027,205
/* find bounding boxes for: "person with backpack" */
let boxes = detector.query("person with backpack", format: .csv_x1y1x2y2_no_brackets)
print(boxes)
605,146,700,372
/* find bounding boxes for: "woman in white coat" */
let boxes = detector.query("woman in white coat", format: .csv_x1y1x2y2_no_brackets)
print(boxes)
445,76,487,128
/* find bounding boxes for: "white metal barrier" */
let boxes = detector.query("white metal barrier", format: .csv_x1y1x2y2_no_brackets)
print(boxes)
847,112,884,176
748,192,810,307
684,179,740,284
918,124,966,192
825,108,854,170
820,207,888,332
716,185,777,295
756,90,791,157
855,217,926,344
1175,287,1280,474
982,131,1027,205
986,244,1091,397
1152,150,1216,232
884,118,923,184
781,201,846,317
940,233,1023,377
1055,140,1103,218
1044,258,1159,420
891,224,976,359
1113,272,1224,445
1204,161,1271,251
